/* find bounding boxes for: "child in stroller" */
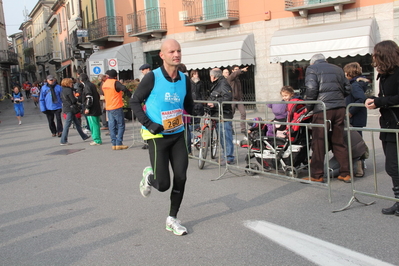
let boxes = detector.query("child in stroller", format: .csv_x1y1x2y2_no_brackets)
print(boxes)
242,88,313,178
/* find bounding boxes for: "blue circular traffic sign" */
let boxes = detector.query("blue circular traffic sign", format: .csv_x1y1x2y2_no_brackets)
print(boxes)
93,66,101,74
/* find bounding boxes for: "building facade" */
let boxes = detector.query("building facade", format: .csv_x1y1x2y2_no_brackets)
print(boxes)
9,0,399,103
0,0,18,96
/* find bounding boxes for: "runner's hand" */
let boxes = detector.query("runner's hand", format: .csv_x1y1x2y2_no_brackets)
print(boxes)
148,122,164,134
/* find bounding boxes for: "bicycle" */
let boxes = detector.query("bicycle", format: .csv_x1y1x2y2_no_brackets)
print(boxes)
195,106,218,169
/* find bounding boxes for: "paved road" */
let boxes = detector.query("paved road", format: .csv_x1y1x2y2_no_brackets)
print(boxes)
1,98,398,266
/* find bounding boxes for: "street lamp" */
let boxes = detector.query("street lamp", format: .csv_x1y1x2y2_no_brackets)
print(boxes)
75,16,83,30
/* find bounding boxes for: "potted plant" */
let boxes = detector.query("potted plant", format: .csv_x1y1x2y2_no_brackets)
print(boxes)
122,79,139,120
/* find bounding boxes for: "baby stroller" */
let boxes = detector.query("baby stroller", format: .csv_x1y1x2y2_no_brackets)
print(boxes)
242,102,313,178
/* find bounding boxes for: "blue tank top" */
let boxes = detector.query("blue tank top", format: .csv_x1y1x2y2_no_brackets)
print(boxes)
12,92,23,103
143,68,187,135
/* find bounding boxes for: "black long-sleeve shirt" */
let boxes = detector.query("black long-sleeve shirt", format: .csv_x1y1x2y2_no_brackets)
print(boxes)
130,66,194,129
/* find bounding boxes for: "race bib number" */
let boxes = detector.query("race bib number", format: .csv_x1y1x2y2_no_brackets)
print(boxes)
161,109,183,133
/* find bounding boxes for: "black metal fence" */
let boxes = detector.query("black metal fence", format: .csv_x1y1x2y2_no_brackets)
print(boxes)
88,16,123,41
182,0,239,24
127,7,167,34
0,50,18,65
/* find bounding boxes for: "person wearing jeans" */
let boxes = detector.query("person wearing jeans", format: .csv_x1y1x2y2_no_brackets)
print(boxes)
208,68,234,165
107,108,125,146
60,112,89,145
217,120,234,164
59,78,89,145
101,69,131,150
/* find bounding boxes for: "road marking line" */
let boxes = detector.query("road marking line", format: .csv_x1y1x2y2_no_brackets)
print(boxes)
245,220,394,266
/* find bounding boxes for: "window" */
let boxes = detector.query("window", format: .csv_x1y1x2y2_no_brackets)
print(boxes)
71,0,75,15
63,9,67,30
64,39,70,59
60,41,64,60
90,0,95,21
282,55,374,97
66,3,71,20
57,14,61,33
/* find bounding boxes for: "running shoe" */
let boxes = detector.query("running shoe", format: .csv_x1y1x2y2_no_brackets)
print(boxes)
60,142,72,146
140,166,152,197
166,216,187,236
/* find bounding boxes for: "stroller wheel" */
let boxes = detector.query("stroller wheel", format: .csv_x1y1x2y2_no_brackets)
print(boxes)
285,166,298,178
245,164,259,176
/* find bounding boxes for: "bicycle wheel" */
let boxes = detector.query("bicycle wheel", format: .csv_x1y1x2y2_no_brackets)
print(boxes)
198,127,210,169
210,126,218,159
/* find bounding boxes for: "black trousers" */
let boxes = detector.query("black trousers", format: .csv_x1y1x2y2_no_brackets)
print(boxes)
147,131,188,217
382,140,399,187
45,109,63,134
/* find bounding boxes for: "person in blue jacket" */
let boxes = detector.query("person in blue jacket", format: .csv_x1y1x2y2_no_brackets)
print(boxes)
39,75,63,137
343,62,368,136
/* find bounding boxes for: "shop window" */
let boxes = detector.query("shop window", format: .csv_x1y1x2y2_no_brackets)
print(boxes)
282,54,374,97
196,65,256,109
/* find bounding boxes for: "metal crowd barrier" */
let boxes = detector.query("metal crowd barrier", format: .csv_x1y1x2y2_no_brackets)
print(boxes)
130,100,399,209
186,100,338,202
333,103,399,212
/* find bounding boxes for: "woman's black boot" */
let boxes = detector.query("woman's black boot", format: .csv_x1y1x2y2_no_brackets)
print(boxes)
382,187,399,215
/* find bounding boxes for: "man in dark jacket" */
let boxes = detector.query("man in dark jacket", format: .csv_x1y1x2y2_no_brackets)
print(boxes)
303,54,351,183
208,68,234,165
80,73,102,146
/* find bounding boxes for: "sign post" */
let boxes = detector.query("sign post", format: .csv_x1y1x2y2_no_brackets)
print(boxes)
89,60,105,78
108,58,118,72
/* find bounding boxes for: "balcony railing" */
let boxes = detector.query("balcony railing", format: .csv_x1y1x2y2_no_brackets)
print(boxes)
182,0,239,28
35,54,49,65
73,29,92,50
48,51,62,64
285,0,356,17
88,16,124,43
127,7,167,39
0,50,18,65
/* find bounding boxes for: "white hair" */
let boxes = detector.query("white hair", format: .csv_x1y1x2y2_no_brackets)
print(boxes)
310,54,326,65
210,68,222,79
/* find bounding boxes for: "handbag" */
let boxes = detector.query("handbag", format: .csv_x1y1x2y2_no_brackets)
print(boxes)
70,103,81,114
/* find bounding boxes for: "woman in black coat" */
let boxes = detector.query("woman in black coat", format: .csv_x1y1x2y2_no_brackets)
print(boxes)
59,78,89,145
365,40,399,215
80,73,103,145
190,69,206,125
